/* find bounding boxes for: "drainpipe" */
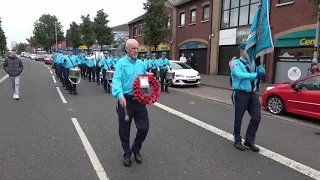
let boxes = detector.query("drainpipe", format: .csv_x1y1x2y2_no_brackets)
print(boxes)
207,1,214,75
313,5,320,64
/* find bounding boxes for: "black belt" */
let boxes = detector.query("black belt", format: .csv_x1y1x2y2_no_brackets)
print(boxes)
233,89,255,94
124,94,136,101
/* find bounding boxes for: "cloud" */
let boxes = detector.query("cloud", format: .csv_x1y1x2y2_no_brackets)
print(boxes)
0,0,145,49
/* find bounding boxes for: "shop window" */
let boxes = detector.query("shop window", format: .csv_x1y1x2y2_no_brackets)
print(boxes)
203,5,210,21
133,27,137,37
190,9,196,24
277,47,317,58
279,0,293,4
221,0,259,29
180,12,185,26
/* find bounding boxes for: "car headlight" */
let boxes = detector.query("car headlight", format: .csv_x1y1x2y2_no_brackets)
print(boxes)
197,73,200,76
175,74,184,77
266,86,274,90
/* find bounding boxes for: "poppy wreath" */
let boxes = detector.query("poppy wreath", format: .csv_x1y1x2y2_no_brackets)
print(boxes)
133,74,161,105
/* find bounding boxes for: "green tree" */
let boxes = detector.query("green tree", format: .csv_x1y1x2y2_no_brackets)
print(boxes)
80,14,96,50
0,17,7,57
142,0,169,51
33,14,64,51
26,36,39,48
13,43,27,54
93,9,114,49
66,21,83,48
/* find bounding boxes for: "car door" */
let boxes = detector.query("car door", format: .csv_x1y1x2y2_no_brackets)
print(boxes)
288,75,320,118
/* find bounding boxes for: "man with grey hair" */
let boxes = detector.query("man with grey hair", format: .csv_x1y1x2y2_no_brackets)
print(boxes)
112,39,150,167
3,50,24,100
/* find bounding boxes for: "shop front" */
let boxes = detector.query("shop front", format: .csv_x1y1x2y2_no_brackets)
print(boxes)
218,26,251,75
178,41,208,74
151,43,171,59
138,45,148,57
273,28,318,83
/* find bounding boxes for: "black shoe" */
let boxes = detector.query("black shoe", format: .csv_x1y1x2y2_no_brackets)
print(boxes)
244,142,260,152
89,80,91,82
134,153,142,164
62,85,65,87
97,83,100,85
123,158,131,167
65,88,69,90
104,91,108,93
234,143,246,151
73,91,78,95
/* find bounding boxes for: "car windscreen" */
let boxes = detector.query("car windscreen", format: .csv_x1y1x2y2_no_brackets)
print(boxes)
171,62,192,70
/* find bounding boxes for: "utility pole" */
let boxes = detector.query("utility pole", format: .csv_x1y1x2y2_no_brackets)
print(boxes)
313,5,320,64
55,21,58,52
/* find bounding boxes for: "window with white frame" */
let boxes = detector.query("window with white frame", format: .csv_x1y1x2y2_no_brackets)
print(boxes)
203,5,210,21
180,12,185,26
190,9,196,24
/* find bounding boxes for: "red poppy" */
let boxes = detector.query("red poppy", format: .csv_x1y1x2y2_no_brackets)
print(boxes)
133,74,161,105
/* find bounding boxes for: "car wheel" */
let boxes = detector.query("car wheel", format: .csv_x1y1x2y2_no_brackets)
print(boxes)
267,95,285,115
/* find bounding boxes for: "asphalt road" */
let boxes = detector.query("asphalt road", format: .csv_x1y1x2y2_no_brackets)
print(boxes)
0,58,319,180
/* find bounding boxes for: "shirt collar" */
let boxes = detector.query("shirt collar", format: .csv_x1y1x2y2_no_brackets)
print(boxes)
125,55,137,64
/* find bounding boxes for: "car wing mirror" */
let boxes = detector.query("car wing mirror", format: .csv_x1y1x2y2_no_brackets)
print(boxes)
293,86,300,93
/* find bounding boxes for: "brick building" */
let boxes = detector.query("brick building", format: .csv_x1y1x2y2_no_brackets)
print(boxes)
266,0,318,83
128,1,176,60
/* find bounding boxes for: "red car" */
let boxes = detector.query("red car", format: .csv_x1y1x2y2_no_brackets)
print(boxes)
262,73,320,120
44,56,53,65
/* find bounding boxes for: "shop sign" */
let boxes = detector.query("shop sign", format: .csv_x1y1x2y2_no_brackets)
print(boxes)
277,58,312,63
287,67,301,81
236,26,251,44
299,38,316,46
78,45,89,49
139,45,148,52
179,41,208,49
219,28,236,45
150,43,171,51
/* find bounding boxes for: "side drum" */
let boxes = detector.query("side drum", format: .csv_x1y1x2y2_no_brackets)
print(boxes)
69,68,81,79
165,70,175,80
106,70,114,80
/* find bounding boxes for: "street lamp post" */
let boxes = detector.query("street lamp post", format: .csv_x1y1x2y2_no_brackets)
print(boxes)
55,21,58,51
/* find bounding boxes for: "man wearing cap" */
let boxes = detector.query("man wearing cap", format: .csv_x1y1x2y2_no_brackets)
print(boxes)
60,49,68,89
94,50,103,85
79,51,87,79
99,51,114,93
147,53,159,78
157,52,172,92
230,43,265,152
53,51,60,79
86,51,96,82
63,47,81,94
112,39,150,167
307,62,319,75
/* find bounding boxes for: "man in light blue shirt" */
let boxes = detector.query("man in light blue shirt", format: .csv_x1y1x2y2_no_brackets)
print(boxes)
63,47,80,95
157,51,171,92
99,51,114,93
85,51,95,82
112,39,149,167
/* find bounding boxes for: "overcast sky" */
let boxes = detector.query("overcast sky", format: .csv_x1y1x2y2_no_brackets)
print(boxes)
0,0,145,49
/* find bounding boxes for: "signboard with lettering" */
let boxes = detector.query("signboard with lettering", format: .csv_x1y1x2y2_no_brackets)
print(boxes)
150,43,171,51
236,26,251,44
179,41,208,49
139,45,148,52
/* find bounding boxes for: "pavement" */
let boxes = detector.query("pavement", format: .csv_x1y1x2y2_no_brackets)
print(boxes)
0,58,320,180
200,74,273,94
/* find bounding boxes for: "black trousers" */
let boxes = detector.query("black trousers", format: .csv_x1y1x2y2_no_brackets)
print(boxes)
232,90,261,144
63,69,77,93
55,64,60,79
160,69,169,91
95,66,101,84
117,95,149,159
102,70,112,92
80,64,87,78
87,67,95,81
60,66,65,86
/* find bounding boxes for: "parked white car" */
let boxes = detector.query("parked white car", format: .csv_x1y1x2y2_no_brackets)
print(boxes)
30,54,37,60
169,60,201,86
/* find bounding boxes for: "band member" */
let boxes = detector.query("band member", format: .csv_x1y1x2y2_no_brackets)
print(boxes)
157,52,171,92
95,50,103,85
60,49,68,88
99,51,114,93
63,47,81,95
53,51,60,79
230,43,265,152
148,53,159,78
79,51,87,79
112,39,149,167
86,51,95,82
113,54,119,64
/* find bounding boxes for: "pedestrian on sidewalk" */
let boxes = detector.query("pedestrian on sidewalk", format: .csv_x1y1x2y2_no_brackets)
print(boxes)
307,62,319,75
179,53,187,63
230,43,265,152
229,56,237,86
3,50,24,100
112,39,150,167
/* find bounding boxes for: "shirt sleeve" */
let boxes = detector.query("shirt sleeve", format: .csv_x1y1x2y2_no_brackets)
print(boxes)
112,62,124,99
231,60,257,80
256,65,265,74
